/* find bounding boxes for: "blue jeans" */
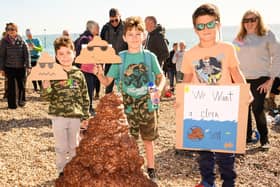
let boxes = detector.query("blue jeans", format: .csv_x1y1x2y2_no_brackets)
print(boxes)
198,151,236,187
168,70,176,88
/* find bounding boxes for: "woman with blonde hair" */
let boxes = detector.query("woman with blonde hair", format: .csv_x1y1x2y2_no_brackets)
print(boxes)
234,10,280,149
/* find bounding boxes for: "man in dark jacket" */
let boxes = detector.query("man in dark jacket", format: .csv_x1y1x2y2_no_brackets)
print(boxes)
0,23,31,109
100,8,127,94
144,16,169,67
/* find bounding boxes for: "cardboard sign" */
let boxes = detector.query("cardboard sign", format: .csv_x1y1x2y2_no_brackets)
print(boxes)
28,52,67,81
75,36,121,64
176,84,250,154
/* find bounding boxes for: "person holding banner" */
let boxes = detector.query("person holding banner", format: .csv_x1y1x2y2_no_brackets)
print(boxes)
181,4,248,187
41,36,90,177
234,10,280,149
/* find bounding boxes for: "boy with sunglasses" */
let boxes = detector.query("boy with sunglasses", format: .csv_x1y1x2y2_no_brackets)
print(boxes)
181,4,249,187
41,36,90,177
94,16,166,182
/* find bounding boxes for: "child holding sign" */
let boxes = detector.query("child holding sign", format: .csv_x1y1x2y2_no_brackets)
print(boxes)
94,16,166,182
41,36,90,176
181,4,248,187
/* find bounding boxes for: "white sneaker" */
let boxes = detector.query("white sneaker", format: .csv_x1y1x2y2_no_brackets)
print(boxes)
261,143,270,149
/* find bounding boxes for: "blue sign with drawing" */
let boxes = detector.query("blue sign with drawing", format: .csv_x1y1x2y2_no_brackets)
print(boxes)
182,85,240,151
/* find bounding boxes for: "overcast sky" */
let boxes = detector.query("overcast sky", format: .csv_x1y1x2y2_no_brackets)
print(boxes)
0,0,279,35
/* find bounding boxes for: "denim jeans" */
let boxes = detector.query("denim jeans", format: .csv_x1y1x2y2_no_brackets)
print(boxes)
198,151,236,187
168,70,176,88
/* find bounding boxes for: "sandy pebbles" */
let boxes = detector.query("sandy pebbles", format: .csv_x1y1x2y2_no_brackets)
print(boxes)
0,79,280,186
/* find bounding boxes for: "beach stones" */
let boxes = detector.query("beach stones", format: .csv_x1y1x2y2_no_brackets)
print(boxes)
55,92,157,187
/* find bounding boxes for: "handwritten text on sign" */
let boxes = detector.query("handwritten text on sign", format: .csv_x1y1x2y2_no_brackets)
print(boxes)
183,85,240,122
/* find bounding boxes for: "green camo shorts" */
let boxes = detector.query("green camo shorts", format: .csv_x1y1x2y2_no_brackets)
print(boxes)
123,93,159,141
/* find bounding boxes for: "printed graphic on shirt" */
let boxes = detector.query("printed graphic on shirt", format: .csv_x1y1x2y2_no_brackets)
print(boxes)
58,79,79,89
193,54,224,85
123,63,149,96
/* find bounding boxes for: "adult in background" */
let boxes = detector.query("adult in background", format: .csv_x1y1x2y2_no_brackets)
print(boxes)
165,42,178,92
144,16,169,67
1,31,8,99
172,41,186,83
0,23,31,109
62,30,70,37
233,9,280,149
25,28,43,92
75,20,100,116
101,8,127,94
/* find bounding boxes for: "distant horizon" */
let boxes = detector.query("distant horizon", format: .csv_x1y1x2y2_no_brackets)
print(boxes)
28,23,280,36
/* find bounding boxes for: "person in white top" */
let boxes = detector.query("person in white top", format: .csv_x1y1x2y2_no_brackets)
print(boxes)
172,41,186,83
234,9,280,149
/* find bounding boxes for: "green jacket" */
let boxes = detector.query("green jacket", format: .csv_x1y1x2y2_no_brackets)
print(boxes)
41,67,90,121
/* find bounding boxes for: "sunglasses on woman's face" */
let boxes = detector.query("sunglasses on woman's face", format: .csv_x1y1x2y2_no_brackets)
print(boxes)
7,27,16,31
242,17,258,23
195,20,217,31
87,45,108,51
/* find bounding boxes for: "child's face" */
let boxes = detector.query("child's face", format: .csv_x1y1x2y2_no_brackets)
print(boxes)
194,15,220,43
56,46,75,69
123,27,144,52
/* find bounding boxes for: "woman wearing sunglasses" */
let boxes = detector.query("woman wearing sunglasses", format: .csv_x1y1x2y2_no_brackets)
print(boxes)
234,10,280,150
181,4,249,187
0,22,31,109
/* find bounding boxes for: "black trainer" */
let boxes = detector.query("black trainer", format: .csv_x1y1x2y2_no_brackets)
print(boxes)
59,172,64,177
147,168,157,183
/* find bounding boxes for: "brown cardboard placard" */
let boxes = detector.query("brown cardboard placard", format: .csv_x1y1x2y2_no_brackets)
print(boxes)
28,52,67,80
176,84,250,154
75,36,121,64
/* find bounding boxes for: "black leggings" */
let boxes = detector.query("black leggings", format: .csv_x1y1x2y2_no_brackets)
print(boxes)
5,67,26,108
246,77,269,145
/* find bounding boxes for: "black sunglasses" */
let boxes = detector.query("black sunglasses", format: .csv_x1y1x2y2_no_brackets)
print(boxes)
87,45,108,51
242,17,258,23
6,28,16,31
39,63,54,69
110,18,119,23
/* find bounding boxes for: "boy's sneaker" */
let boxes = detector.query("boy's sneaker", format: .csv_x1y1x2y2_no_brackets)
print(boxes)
59,172,64,177
147,168,157,183
89,108,96,116
195,181,215,187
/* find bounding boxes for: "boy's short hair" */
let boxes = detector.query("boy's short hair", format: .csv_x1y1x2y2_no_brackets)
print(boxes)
123,16,145,35
192,4,220,26
109,8,120,17
54,36,74,54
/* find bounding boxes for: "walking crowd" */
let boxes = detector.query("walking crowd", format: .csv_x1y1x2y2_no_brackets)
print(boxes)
0,4,280,187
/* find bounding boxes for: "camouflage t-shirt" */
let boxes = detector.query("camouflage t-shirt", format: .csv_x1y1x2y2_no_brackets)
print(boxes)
41,66,90,120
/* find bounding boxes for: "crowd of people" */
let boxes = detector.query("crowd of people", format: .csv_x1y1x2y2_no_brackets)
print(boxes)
0,4,280,186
